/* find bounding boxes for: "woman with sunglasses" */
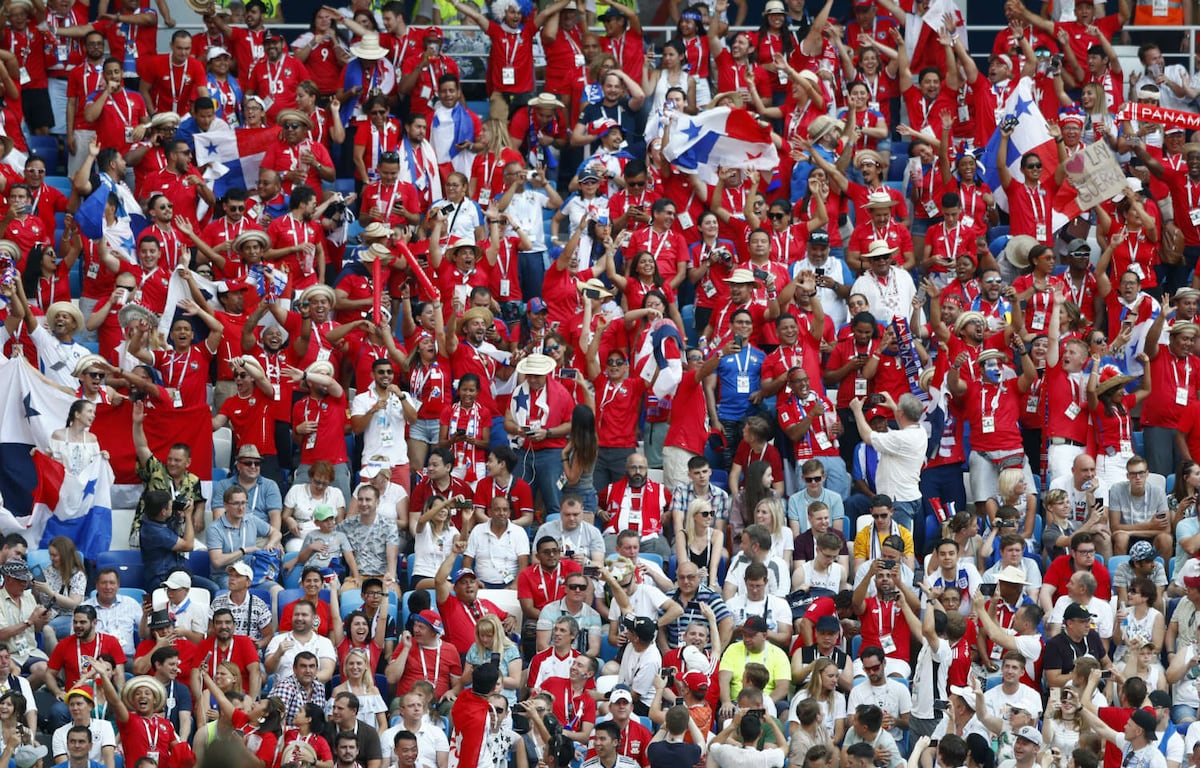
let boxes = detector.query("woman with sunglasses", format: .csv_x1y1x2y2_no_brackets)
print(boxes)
677,499,725,587
20,241,76,313
352,95,402,187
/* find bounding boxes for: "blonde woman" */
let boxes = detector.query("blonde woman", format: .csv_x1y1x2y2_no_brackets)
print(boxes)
676,499,725,589
451,614,522,706
329,648,387,731
753,497,793,563
1041,684,1083,754
985,467,1037,543
788,658,846,744
411,496,460,589
468,118,523,205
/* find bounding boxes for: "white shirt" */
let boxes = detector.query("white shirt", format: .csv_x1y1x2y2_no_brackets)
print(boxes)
983,683,1044,729
870,424,927,502
151,587,211,637
381,719,448,768
504,188,552,253
32,324,90,388
464,521,530,585
708,742,785,768
847,679,913,741
52,718,116,763
430,197,484,243
263,630,336,676
618,642,662,704
911,636,952,719
725,554,791,599
724,593,792,634
851,266,920,324
351,389,411,467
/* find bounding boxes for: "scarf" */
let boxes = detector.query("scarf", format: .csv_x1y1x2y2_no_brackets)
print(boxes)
433,102,476,159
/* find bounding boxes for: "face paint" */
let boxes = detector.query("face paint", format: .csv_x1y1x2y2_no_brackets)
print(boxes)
982,359,1002,384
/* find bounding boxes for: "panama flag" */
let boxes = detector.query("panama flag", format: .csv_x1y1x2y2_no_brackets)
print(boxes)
194,126,277,197
980,77,1064,229
0,358,112,558
663,107,779,184
633,321,684,398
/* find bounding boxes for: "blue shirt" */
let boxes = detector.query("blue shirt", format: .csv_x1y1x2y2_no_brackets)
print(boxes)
139,518,186,588
716,346,765,421
211,476,283,526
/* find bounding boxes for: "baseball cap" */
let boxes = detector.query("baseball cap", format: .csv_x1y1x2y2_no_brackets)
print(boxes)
741,616,769,634
360,461,390,480
1185,574,1200,590
949,685,976,709
680,670,709,691
609,684,634,703
1063,602,1092,622
815,615,840,633
1130,708,1157,740
450,567,476,583
624,616,657,642
1065,238,1091,256
809,229,830,245
13,746,47,768
227,561,254,579
528,297,548,314
162,571,192,590
1130,540,1156,562
206,46,232,61
1015,726,1042,746
413,609,444,636
1149,691,1172,709
312,504,336,521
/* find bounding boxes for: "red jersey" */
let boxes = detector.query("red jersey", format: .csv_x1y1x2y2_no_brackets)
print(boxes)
229,26,268,77
393,639,462,699
860,596,912,665
438,594,507,656
92,88,147,154
1005,178,1057,246
360,180,421,227
516,560,583,614
266,212,324,290
961,377,1025,453
218,391,277,456
293,37,342,95
663,369,708,455
47,632,127,690
262,140,334,198
4,27,56,89
600,479,670,537
1043,362,1089,444
44,2,91,76
138,54,208,116
245,55,312,118
94,10,159,77
1142,350,1200,428
67,61,107,130
594,375,646,449
826,337,880,409
601,29,645,83
485,20,536,94
153,345,214,409
143,167,206,229
292,393,349,465
117,714,178,768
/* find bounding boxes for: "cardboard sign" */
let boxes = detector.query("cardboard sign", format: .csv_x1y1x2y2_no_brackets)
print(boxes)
1063,141,1126,211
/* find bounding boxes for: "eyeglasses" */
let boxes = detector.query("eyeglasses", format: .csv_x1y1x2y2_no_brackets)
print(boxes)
311,478,330,487
566,583,589,591
282,122,304,130
158,203,174,210
1074,548,1096,555
804,476,823,483
1128,470,1148,477
239,459,261,467
234,372,250,379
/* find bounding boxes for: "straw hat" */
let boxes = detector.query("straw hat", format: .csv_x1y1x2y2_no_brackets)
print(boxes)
233,230,269,251
350,32,388,60
1169,321,1200,336
865,190,898,208
300,285,336,305
853,149,884,169
461,306,494,327
863,240,898,260
529,94,565,110
121,676,167,711
577,277,614,298
0,240,20,262
516,353,556,375
276,109,313,130
72,354,107,378
361,221,393,239
954,311,987,333
976,349,1009,366
45,301,84,331
807,115,844,143
359,243,392,263
1002,235,1039,270
1095,368,1135,396
994,565,1028,585
723,268,758,284
305,360,335,378
150,112,181,129
119,303,158,328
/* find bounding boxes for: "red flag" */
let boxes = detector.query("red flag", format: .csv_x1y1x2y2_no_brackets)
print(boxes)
31,452,64,510
92,401,215,485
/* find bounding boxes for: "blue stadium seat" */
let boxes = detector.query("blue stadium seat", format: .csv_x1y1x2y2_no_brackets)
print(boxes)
1107,555,1130,579
400,588,437,632
118,587,145,603
26,549,50,572
276,588,306,615
599,633,619,663
96,552,145,589
1167,473,1176,494
28,136,61,174
1133,431,1144,457
850,634,862,658
189,550,211,578
1169,557,1176,579
341,588,364,617
640,553,664,570
45,176,73,196
710,469,730,493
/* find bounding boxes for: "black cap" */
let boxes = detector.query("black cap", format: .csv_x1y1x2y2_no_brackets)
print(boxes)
1129,709,1157,740
1063,602,1092,622
809,229,830,245
815,615,840,632
1149,691,1172,709
623,616,657,642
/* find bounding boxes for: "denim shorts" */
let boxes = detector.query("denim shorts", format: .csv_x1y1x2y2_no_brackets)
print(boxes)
409,418,440,444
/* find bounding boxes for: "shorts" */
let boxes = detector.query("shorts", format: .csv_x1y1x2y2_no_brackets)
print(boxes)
409,418,440,444
22,88,54,131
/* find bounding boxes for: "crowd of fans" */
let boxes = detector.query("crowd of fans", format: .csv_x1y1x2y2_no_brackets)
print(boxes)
1,0,1200,767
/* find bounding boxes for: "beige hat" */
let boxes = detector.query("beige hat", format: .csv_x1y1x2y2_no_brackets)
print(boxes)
150,112,181,129
577,277,614,298
807,115,844,143
798,70,819,85
528,94,565,110
954,311,987,333
305,360,336,378
516,353,556,375
233,230,269,251
764,0,786,12
1002,235,1039,270
361,221,393,239
461,306,495,327
865,190,898,208
1169,321,1200,335
994,565,1028,585
350,32,389,60
1095,372,1135,396
300,284,336,305
862,240,898,260
976,349,1009,366
46,301,85,332
236,355,265,378
72,354,107,378
0,240,20,262
853,149,884,169
276,109,313,130
121,676,167,711
1175,287,1200,302
723,268,758,284
359,243,392,263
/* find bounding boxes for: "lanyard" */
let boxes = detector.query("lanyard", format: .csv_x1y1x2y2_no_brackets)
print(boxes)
502,32,519,68
1175,357,1192,392
168,60,186,107
980,382,1004,419
224,520,248,554
537,563,560,598
875,598,896,636
165,348,192,387
109,91,135,127
599,379,623,411
266,59,284,94
143,717,161,752
871,219,892,242
1026,183,1047,226
77,633,102,674
610,32,625,65
1068,272,1088,307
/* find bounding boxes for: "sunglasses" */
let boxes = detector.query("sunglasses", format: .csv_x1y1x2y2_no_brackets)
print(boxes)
239,459,261,467
1025,163,1043,170
863,664,882,672
606,359,626,366
872,512,890,519
86,371,105,379
804,476,823,483
566,583,589,591
768,212,786,220
226,205,245,212
699,509,713,517
282,122,304,130
983,277,1003,284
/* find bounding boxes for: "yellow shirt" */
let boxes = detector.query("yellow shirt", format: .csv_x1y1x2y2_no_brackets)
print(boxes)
852,524,914,563
718,640,792,701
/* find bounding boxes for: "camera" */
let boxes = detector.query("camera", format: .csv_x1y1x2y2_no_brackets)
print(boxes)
752,267,769,282
172,494,189,513
1001,115,1020,132
880,559,896,570
559,367,577,380
582,564,602,578
453,498,472,511
815,267,825,276
660,667,676,686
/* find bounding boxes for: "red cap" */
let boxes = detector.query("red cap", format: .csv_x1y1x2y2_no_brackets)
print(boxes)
680,671,709,691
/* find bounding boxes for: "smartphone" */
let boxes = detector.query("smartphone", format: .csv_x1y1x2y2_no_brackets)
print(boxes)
1101,669,1113,679
1094,497,1105,509
30,565,44,582
867,393,886,406
752,267,769,282
933,699,949,712
583,288,601,300
455,428,467,437
815,267,825,276
980,583,997,597
880,559,896,570
559,367,578,380
733,334,745,347
582,565,602,578
856,353,869,362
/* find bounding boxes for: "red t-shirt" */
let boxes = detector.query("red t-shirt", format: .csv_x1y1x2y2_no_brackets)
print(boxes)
1043,555,1112,600
485,20,536,94
278,598,333,636
859,596,911,664
67,61,106,130
117,713,177,768
94,10,157,76
153,345,214,409
132,637,197,678
218,392,277,456
245,55,312,118
516,561,583,614
138,55,208,116
192,636,261,691
262,140,334,198
48,633,127,690
473,475,535,517
292,393,349,465
593,375,646,449
1043,362,1090,444
91,89,147,154
438,595,507,656
393,639,462,699
663,369,709,455
1142,351,1200,428
1005,178,1057,246
1054,16,1124,75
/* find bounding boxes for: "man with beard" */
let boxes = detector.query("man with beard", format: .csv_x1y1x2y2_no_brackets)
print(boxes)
249,169,288,226
262,112,334,198
360,152,421,227
701,269,779,350
396,113,441,211
599,452,672,559
851,241,919,324
266,185,326,293
64,31,108,173
244,32,311,120
1,186,50,270
143,139,215,231
44,606,127,729
447,307,513,433
90,659,184,768
189,608,262,699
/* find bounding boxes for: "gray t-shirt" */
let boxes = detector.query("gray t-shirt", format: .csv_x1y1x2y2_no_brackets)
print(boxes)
300,529,353,569
1109,481,1170,526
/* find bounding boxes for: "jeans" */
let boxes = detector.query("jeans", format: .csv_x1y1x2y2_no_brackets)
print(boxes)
518,250,548,300
518,448,564,517
644,422,668,469
892,498,923,555
1143,425,1180,478
594,447,635,494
